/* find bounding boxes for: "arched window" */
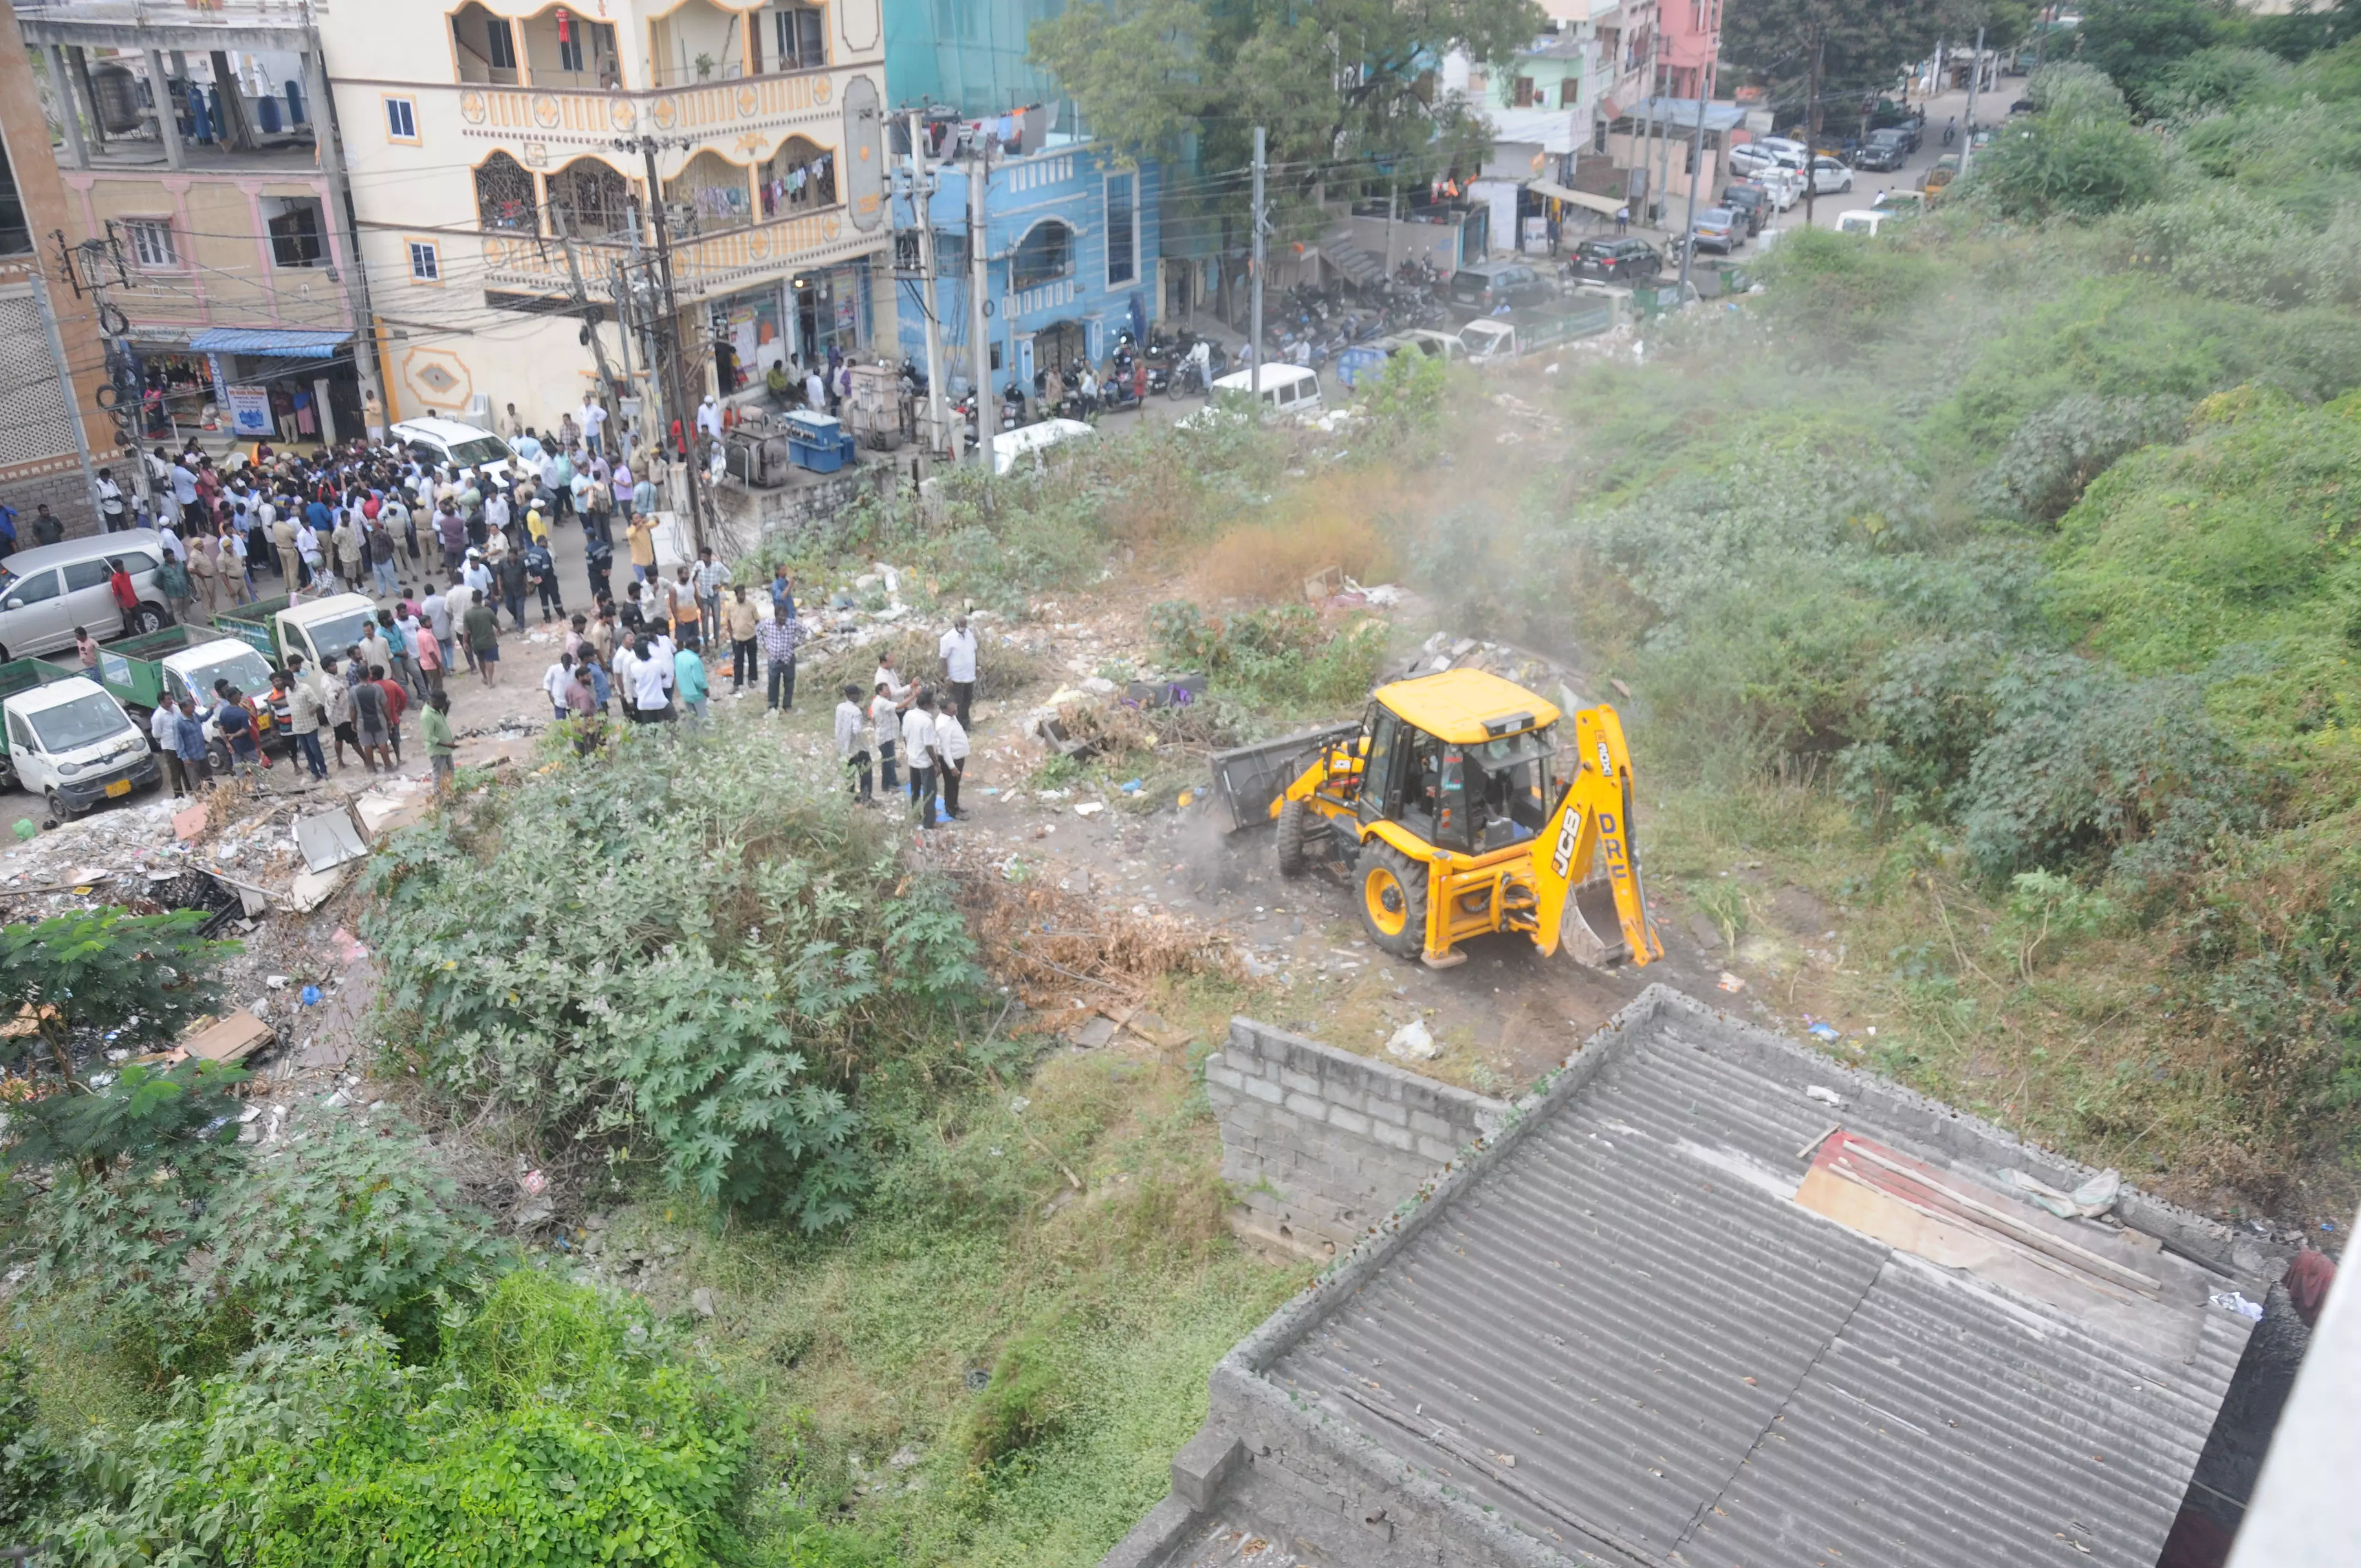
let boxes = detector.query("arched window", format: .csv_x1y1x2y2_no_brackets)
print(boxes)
663,149,753,235
1012,219,1073,290
475,152,539,233
548,157,633,241
758,136,835,216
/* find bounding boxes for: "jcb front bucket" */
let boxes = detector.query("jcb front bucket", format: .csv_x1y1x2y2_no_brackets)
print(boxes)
1559,873,1633,967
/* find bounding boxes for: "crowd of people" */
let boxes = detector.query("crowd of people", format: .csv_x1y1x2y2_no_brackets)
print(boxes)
19,419,996,818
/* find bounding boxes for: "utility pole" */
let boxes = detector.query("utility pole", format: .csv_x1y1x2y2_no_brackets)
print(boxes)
966,139,991,466
58,228,149,520
906,108,948,459
1249,124,1266,408
621,134,708,554
1675,88,1709,296
551,206,622,405
1960,25,1987,178
1804,32,1825,227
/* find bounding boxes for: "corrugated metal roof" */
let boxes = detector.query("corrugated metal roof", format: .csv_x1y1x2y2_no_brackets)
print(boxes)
187,327,352,357
1260,997,2253,1567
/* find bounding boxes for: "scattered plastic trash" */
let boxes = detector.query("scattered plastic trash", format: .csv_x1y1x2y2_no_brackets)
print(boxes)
1177,788,1195,808
1009,1095,1030,1114
1386,1019,1439,1061
1717,971,1745,993
1074,802,1104,817
1805,1085,1845,1108
2210,1291,2265,1322
1120,779,1142,793
11,820,34,842
298,985,323,1008
1806,1022,1841,1042
520,1169,548,1197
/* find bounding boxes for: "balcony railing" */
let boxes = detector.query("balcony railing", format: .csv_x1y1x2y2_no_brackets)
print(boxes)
481,200,869,299
456,68,838,144
17,0,319,21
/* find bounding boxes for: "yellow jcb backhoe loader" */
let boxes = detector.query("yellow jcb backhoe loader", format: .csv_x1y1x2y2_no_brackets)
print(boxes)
1269,668,1662,970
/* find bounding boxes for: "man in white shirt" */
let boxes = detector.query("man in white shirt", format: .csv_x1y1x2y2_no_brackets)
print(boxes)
460,552,494,601
901,687,939,826
483,488,510,543
629,636,674,722
578,396,608,459
834,682,872,803
612,639,641,716
94,469,127,531
542,652,574,720
695,394,723,446
804,365,827,413
868,682,901,794
933,704,969,820
939,612,978,731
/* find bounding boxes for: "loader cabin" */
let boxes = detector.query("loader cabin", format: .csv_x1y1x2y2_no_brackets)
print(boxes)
1359,669,1560,854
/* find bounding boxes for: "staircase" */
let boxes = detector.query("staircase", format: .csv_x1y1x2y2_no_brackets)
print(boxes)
1319,230,1388,289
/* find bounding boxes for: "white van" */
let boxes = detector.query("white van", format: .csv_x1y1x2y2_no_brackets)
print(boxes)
0,530,170,662
388,417,520,486
1209,363,1325,420
992,418,1097,476
1,675,160,816
1835,209,1887,236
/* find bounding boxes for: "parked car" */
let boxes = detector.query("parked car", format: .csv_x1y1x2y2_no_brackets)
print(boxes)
1690,208,1741,254
0,531,170,663
1566,237,1663,283
1721,182,1774,233
1728,143,1778,177
387,416,520,486
1752,166,1805,209
1809,155,1855,194
1445,260,1557,316
1854,131,1911,172
1835,209,1890,237
1756,136,1810,162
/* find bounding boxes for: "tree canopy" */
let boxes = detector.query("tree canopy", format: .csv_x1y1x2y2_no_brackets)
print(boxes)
1031,0,1547,235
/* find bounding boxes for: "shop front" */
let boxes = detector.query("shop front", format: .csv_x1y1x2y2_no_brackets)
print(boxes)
127,329,218,440
708,283,789,399
791,259,870,368
187,328,361,449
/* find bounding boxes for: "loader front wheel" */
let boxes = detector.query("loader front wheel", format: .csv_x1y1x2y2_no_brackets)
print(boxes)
1358,843,1428,958
1276,799,1313,878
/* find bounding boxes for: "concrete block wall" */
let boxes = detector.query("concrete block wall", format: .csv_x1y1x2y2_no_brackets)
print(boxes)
1204,1017,1506,1255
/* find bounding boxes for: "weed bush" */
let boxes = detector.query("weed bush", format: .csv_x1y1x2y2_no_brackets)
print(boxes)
40,1271,761,1568
27,1108,501,1368
363,724,980,1223
1146,601,1387,714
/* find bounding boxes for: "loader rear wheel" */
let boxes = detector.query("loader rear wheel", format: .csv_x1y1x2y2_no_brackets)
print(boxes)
1357,842,1428,958
1275,799,1314,878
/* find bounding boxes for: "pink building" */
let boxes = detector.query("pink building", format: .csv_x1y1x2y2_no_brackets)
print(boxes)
1656,0,1719,100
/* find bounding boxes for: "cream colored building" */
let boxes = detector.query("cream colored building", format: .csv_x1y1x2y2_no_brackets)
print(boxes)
320,0,893,443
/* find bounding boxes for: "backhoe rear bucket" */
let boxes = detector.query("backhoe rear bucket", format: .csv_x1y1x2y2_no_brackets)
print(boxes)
1560,872,1634,967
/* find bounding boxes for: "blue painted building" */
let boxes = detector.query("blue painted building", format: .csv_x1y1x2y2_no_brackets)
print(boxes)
892,139,1161,394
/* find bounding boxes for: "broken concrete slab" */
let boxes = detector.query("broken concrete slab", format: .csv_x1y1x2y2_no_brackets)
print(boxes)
286,865,347,912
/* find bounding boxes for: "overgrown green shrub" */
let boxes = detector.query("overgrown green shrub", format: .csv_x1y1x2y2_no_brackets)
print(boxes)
961,1325,1071,1468
1971,110,2168,221
1987,392,2189,521
42,1271,759,1568
363,724,980,1224
29,1108,501,1366
1146,600,1386,713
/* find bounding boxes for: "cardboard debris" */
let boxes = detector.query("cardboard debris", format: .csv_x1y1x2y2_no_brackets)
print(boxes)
352,791,427,841
173,803,210,841
286,865,348,912
178,1010,275,1065
294,808,368,873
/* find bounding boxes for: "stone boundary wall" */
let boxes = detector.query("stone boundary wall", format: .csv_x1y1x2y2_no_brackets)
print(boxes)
1204,1016,1507,1256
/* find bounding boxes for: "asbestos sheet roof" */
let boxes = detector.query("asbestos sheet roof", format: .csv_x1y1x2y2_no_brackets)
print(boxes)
1260,990,2255,1567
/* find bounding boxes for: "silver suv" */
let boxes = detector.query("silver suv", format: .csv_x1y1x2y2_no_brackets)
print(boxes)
0,530,170,662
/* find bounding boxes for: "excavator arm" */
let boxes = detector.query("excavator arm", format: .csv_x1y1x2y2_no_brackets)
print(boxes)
1530,705,1663,967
